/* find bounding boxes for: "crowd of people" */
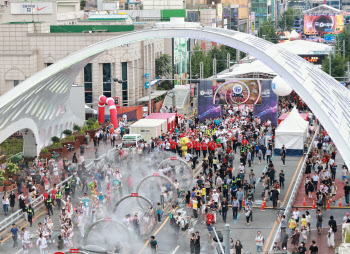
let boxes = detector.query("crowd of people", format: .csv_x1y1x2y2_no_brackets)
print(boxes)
2,90,349,253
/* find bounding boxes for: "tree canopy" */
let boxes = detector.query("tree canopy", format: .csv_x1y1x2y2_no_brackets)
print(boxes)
258,20,279,43
279,8,301,31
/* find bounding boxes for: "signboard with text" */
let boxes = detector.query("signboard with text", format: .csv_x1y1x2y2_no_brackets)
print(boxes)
11,2,53,15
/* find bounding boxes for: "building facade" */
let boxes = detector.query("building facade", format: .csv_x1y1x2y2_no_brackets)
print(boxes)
0,22,165,110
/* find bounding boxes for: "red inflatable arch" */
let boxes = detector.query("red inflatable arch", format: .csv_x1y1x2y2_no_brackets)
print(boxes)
98,95,118,128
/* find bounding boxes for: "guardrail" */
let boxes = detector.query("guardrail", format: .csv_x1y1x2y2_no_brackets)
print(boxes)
269,126,320,251
0,147,116,233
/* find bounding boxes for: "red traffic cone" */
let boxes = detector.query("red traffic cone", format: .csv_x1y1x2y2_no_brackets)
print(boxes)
327,199,331,210
339,197,342,208
303,196,306,207
312,199,316,210
242,198,246,207
261,199,265,211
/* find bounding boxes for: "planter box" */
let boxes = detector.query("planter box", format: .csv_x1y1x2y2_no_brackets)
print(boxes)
74,135,86,145
60,146,69,158
86,128,100,138
4,185,12,192
62,139,80,150
0,186,3,192
39,153,52,160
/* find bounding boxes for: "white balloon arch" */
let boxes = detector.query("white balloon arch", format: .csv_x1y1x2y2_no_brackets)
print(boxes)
0,19,349,165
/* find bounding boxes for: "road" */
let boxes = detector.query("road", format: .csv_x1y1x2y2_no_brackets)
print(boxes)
0,148,305,254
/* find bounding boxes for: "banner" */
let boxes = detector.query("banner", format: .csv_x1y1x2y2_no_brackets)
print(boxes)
304,14,344,35
11,2,53,14
254,80,278,126
213,79,262,105
198,80,221,122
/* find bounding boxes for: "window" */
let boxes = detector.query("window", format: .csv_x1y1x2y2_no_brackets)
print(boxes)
14,80,20,87
103,63,112,98
122,62,128,106
84,63,93,103
46,63,53,67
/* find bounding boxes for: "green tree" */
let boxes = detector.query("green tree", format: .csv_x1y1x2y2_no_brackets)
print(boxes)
336,24,350,59
258,20,279,43
189,43,207,79
322,53,347,81
80,0,86,10
155,54,173,77
279,8,301,31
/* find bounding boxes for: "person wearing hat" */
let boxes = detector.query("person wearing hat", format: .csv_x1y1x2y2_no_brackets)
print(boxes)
343,212,350,223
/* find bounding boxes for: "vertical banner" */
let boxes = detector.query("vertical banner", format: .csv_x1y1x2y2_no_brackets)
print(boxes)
254,80,278,126
251,12,255,35
198,80,221,122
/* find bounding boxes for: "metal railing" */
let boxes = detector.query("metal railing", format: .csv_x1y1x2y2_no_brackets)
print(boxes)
269,126,320,251
0,147,116,233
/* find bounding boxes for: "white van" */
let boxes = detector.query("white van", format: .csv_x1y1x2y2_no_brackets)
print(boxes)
120,134,143,150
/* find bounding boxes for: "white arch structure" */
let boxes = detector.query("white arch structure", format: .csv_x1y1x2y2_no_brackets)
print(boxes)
0,19,349,163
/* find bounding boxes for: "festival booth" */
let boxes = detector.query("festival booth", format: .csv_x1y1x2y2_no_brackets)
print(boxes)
130,119,168,143
275,107,309,156
278,112,309,125
145,113,176,132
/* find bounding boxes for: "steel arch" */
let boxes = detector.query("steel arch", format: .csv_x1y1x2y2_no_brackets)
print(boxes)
0,22,348,165
135,174,177,208
113,194,157,235
83,219,132,253
157,156,193,190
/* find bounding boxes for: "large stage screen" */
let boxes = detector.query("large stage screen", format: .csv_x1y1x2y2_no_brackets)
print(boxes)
304,14,344,35
213,79,262,105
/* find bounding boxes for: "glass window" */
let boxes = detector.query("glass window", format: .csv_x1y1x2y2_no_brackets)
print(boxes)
46,63,53,67
122,62,128,106
102,63,112,98
14,80,20,87
84,63,93,103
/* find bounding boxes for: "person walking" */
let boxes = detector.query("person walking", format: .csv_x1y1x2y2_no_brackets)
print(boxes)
291,228,300,248
149,236,158,253
27,204,34,227
281,229,289,250
309,240,318,254
255,231,264,252
344,181,350,206
221,197,228,223
190,233,196,254
21,227,30,254
45,194,53,216
316,209,323,235
9,190,16,213
194,231,200,254
234,240,243,254
328,216,337,248
55,187,62,210
232,197,239,219
2,193,9,216
243,203,252,226
11,223,19,247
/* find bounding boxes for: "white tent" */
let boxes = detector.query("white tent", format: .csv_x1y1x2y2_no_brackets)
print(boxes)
85,105,97,114
275,107,309,156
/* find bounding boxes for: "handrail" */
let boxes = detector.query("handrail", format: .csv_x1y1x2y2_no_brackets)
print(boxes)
0,147,116,233
269,126,320,251
212,227,225,254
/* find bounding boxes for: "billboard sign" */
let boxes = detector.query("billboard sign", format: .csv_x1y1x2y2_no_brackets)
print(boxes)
217,3,223,22
173,38,189,85
254,80,278,126
213,80,262,105
304,14,344,35
198,80,221,122
11,2,53,14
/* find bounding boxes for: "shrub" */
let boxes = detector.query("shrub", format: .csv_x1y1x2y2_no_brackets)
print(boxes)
62,129,72,136
5,163,20,178
73,124,81,132
69,135,75,141
51,136,60,144
41,148,49,154
86,118,97,128
92,122,100,129
83,125,88,131
56,142,62,148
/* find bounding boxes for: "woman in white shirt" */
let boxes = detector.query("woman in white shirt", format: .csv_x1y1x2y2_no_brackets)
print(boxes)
36,233,48,254
2,193,10,216
21,227,31,254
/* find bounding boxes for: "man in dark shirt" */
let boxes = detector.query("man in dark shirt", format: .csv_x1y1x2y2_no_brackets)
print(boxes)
328,216,337,232
221,198,228,223
281,229,288,250
149,236,157,253
309,240,318,254
344,181,350,206
271,187,279,208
